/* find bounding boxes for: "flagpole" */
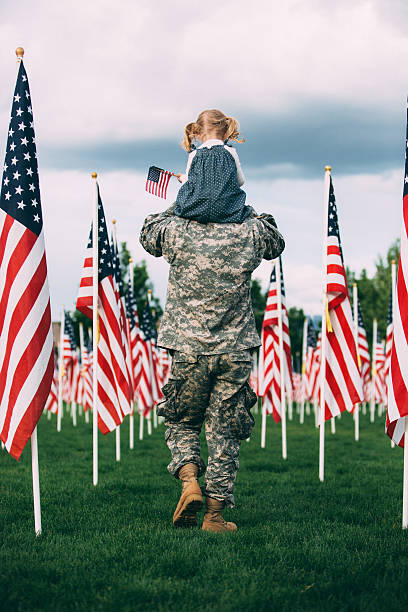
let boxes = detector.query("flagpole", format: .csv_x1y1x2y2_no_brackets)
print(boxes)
112,219,121,462
57,307,65,432
92,173,99,486
300,317,307,424
370,318,377,423
319,165,331,482
147,289,156,433
129,257,135,449
276,257,287,460
353,283,360,442
259,331,266,448
31,425,42,536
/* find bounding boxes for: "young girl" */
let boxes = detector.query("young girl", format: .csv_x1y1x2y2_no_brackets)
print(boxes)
174,109,251,224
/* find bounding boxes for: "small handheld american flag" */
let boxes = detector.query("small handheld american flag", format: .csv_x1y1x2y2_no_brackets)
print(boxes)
145,166,175,199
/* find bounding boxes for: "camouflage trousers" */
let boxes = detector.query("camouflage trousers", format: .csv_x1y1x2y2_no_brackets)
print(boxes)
157,350,257,508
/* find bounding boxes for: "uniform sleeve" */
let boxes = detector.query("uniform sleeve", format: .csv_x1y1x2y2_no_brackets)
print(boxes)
254,214,285,261
179,150,197,185
139,204,176,261
225,146,245,186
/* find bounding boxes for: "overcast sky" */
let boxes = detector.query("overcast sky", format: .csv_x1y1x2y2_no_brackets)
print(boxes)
0,0,407,319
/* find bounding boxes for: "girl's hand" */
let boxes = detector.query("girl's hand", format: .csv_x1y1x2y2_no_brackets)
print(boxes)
176,173,183,183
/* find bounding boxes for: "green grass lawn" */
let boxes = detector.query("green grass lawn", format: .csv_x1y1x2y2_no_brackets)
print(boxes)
1,406,407,612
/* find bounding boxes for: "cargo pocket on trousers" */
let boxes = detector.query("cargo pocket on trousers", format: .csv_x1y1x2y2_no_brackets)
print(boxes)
229,383,257,440
157,379,186,423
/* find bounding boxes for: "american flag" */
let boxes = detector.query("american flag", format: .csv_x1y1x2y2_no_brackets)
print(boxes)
125,284,142,397
0,60,54,459
76,184,132,433
355,298,371,401
81,335,93,412
322,177,363,419
145,166,173,199
387,107,408,446
374,332,386,404
63,311,80,404
111,235,134,402
137,300,163,417
262,257,293,423
305,318,319,401
45,367,58,415
385,289,393,380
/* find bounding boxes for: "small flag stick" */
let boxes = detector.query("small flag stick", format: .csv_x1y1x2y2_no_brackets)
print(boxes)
319,166,331,482
275,257,287,460
57,307,65,432
92,173,99,486
300,317,307,424
370,318,377,423
147,290,156,434
353,283,360,441
129,258,135,449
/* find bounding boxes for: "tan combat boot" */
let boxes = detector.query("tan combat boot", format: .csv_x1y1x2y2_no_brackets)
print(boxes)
202,497,237,533
172,463,203,528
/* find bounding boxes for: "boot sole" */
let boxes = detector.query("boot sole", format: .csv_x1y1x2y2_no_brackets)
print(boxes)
173,495,203,528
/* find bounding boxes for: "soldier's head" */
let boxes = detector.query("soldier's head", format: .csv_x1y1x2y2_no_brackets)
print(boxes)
181,109,244,152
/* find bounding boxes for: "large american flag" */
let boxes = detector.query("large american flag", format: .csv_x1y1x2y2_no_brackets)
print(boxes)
387,111,408,445
262,257,293,422
76,184,132,433
322,177,363,419
0,60,54,459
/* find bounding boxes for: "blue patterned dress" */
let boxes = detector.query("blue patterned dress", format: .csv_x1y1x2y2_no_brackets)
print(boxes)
175,143,251,224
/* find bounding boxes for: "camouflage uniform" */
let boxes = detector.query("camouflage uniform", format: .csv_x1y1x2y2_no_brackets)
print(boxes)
140,204,284,507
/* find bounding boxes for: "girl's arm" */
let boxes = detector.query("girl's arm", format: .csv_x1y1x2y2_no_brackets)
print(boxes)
225,145,245,186
178,150,197,184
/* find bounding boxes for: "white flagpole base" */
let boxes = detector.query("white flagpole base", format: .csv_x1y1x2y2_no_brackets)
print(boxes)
370,401,375,423
354,405,359,442
72,402,77,427
130,413,134,449
31,427,42,536
139,413,144,441
319,417,325,482
300,401,304,424
403,417,408,529
85,410,89,424
47,411,51,421
331,417,336,434
261,399,266,448
116,426,120,461
392,440,395,448
147,419,152,436
79,404,83,416
153,407,158,428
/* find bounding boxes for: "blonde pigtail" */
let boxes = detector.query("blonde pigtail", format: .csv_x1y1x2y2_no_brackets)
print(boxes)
225,117,245,144
181,122,197,152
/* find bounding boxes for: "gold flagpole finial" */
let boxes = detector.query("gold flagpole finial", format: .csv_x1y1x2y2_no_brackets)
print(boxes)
353,282,357,287
112,219,116,225
325,165,332,172
15,47,24,61
391,259,396,265
129,257,133,264
91,172,97,179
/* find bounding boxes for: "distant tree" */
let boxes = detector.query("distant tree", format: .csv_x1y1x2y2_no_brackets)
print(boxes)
251,278,267,336
287,306,305,372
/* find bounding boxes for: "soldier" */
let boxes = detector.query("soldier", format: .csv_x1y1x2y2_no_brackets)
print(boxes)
140,203,284,532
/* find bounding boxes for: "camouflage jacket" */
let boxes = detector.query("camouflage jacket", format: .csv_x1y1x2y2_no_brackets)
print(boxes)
139,204,285,354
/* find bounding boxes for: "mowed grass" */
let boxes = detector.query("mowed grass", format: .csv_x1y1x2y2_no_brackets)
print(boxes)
1,406,408,612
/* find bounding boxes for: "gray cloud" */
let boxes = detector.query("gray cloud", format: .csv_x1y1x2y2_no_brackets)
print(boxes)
38,102,405,179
